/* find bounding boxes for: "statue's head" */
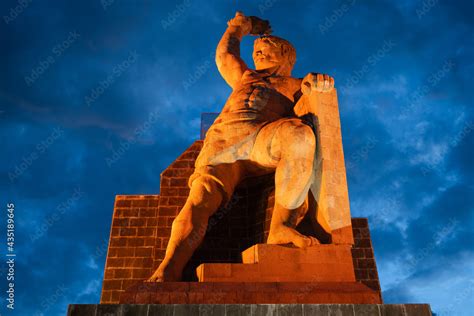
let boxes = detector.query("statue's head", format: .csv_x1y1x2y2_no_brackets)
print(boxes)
253,35,296,76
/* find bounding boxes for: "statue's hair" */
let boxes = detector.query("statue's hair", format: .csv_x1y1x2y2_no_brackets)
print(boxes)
254,35,296,67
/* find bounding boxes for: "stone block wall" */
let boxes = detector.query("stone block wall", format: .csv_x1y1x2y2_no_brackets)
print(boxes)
351,218,382,297
100,195,160,303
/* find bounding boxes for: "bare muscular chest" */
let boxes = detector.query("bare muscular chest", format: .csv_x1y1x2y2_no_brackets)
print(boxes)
223,70,300,114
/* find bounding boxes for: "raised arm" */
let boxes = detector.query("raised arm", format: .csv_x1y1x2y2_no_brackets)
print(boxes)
215,12,252,89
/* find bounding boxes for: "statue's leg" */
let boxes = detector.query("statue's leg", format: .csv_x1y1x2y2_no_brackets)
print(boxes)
251,118,319,248
148,164,242,282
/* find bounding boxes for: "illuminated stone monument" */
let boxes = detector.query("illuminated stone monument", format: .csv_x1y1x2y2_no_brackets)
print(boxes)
68,11,432,316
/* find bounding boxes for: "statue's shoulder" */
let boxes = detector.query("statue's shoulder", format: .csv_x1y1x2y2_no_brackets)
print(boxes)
241,68,259,80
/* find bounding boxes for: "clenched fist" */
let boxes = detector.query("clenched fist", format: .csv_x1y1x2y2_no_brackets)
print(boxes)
227,11,252,35
301,73,335,95
227,11,272,36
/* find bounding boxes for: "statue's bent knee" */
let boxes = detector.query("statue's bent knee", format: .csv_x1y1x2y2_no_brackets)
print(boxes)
187,174,225,207
281,121,316,155
299,123,316,148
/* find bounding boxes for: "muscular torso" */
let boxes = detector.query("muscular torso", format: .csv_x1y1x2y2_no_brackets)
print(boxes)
220,69,302,122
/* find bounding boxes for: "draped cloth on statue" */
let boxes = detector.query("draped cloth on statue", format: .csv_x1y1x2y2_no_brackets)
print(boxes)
195,112,268,167
195,69,298,168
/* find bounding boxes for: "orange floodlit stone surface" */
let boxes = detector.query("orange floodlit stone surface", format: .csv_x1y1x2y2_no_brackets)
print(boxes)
100,11,384,305
100,142,382,304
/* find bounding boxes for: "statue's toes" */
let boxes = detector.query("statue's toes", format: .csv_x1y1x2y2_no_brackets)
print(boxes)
308,236,320,246
148,276,164,283
146,271,165,282
292,235,320,248
291,235,311,248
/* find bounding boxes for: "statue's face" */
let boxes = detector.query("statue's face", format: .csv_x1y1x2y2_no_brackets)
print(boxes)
253,41,288,71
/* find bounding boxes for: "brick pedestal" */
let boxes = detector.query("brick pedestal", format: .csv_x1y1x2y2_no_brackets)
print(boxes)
100,141,383,304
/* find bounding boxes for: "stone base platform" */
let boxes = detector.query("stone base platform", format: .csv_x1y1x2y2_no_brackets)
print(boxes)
197,244,355,282
119,282,381,304
67,304,432,316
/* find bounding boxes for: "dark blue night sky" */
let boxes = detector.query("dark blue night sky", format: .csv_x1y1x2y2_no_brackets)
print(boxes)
1,0,473,315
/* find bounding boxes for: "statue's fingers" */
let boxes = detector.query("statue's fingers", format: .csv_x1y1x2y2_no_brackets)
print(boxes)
309,236,320,246
329,76,335,89
323,74,330,90
316,73,324,90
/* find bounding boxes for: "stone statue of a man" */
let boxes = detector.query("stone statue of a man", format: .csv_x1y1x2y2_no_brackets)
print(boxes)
149,11,334,282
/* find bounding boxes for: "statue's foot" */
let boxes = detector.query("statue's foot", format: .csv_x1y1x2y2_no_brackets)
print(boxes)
146,265,180,282
267,224,320,248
